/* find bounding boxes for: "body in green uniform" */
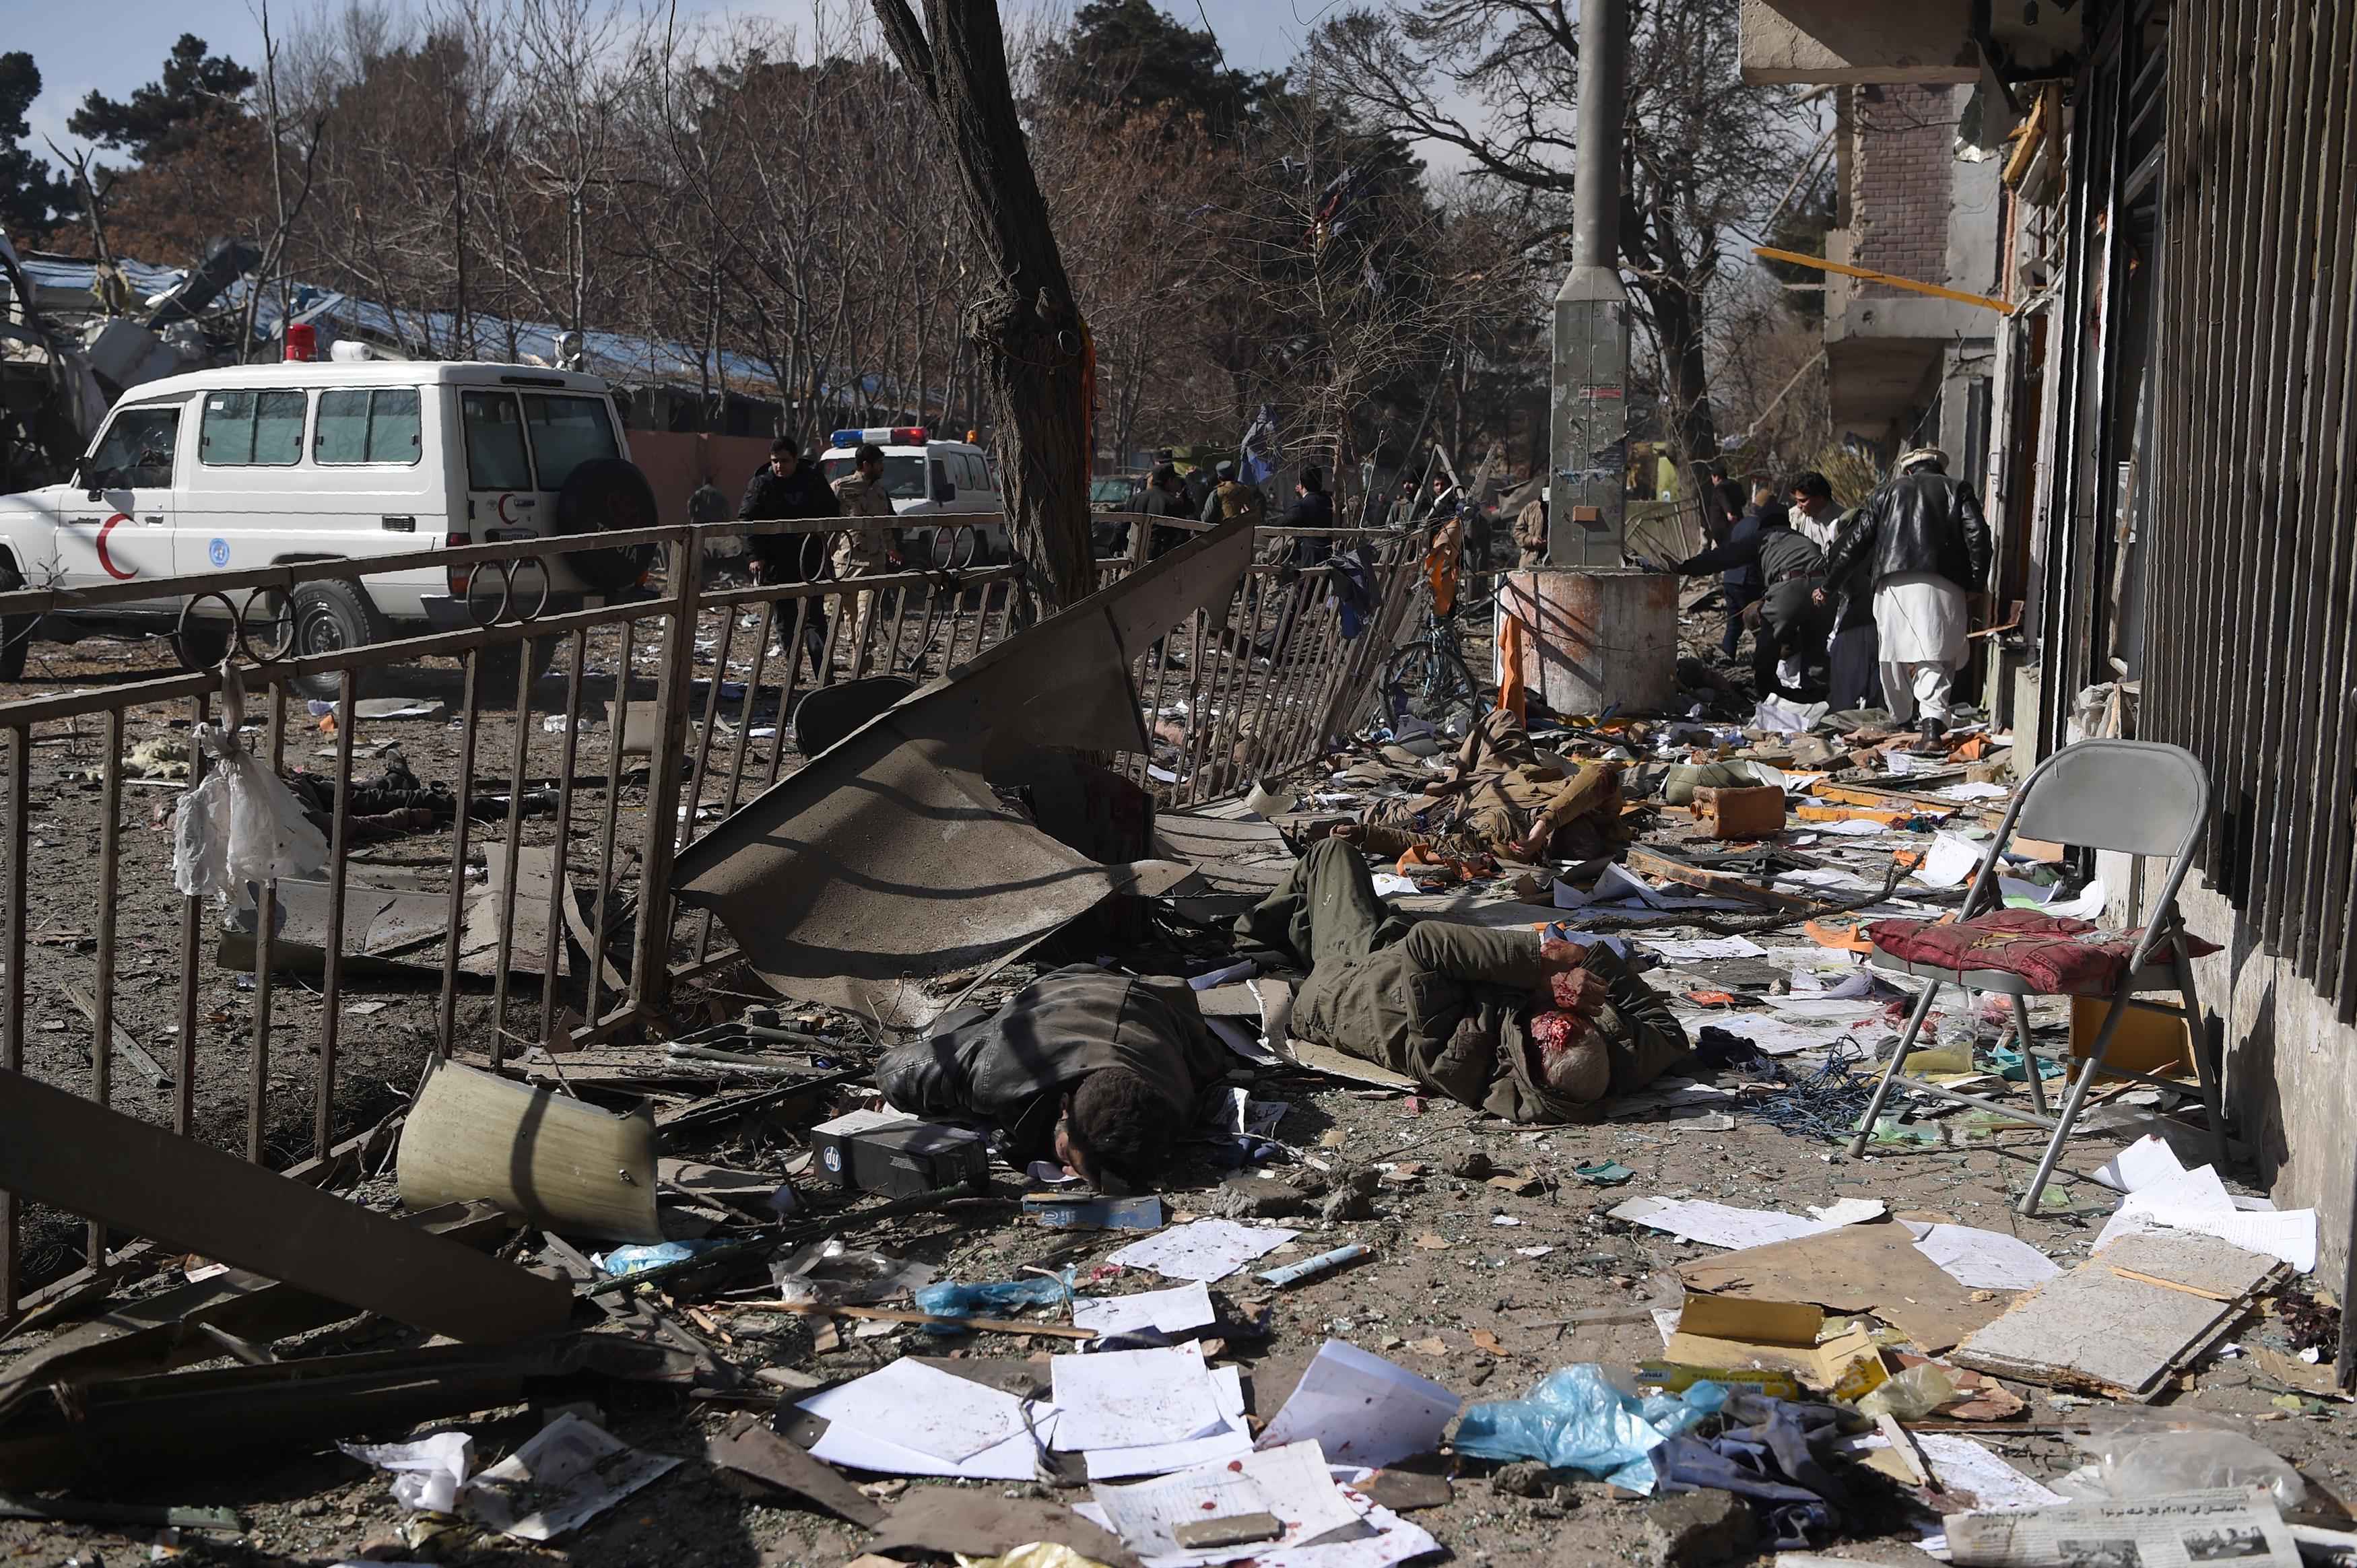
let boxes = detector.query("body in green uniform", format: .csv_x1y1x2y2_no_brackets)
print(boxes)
1236,838,1688,1121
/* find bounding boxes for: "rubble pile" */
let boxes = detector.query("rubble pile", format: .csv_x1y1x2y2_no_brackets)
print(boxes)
0,547,2351,1568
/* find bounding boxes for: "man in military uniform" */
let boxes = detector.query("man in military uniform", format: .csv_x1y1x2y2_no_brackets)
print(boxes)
1334,709,1632,863
1236,839,1687,1120
1199,459,1265,526
830,442,902,675
875,965,1228,1188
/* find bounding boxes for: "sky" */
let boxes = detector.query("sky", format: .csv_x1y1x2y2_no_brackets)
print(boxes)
15,0,1334,169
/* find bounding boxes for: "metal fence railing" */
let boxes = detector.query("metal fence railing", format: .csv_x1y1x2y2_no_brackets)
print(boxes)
0,508,1426,1309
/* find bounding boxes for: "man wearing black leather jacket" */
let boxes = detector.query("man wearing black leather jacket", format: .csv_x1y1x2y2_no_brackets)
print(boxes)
740,438,840,677
1817,448,1991,749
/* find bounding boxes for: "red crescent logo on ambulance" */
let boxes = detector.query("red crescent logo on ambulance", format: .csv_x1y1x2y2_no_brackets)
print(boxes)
95,513,135,580
496,493,520,526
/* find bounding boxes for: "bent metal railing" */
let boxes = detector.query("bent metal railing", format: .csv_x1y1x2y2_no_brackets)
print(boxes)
0,509,1424,1311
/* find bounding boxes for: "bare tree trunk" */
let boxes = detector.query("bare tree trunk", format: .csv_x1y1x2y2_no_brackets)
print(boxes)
871,0,1094,625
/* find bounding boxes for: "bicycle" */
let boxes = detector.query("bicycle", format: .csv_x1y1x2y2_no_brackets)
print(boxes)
1381,511,1482,734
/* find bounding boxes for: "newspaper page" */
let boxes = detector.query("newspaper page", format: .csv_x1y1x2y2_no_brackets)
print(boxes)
1944,1487,2298,1567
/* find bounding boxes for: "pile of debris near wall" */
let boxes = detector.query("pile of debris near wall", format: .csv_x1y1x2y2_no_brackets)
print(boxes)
0,526,2352,1568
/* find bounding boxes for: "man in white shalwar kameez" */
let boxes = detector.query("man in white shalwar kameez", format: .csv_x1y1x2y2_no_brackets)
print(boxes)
1816,448,1992,751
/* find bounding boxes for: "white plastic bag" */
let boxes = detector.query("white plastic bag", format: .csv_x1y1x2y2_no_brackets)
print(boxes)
171,717,329,902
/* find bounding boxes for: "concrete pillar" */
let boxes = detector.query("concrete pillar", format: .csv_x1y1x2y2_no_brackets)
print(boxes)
1501,568,1680,716
1548,0,1631,570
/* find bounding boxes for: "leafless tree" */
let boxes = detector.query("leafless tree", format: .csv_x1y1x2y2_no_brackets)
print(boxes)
869,0,1094,621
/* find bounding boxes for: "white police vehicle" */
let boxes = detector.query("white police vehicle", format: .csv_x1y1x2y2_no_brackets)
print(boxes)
818,427,1005,567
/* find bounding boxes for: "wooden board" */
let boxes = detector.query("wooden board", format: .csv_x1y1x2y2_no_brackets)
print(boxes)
1677,1219,2007,1353
1283,1039,1420,1091
0,1068,571,1345
1950,1231,2281,1400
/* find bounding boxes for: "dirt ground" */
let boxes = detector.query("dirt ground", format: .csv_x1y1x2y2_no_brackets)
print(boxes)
1,603,2350,1568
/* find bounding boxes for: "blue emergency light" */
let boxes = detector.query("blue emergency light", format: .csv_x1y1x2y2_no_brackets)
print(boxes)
830,427,927,446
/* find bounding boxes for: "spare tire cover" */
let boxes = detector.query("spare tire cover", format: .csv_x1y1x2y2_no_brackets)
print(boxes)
554,458,661,592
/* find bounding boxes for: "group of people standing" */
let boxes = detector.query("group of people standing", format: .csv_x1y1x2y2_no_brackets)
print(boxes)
1667,448,1991,749
688,436,902,678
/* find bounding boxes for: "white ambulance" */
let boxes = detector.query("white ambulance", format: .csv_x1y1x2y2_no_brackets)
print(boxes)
0,360,655,693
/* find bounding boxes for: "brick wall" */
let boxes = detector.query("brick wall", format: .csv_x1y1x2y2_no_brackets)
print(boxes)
1849,83,1958,296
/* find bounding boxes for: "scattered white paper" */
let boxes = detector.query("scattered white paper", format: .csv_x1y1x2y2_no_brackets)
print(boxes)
340,1431,475,1514
1053,1343,1227,1450
1207,1015,1282,1066
1816,817,1904,836
1555,863,1659,909
463,1414,682,1542
1252,1498,1439,1568
1084,1441,1363,1567
1591,1077,1738,1118
2042,878,2106,920
1371,873,1421,897
2093,1133,2193,1194
1915,831,1988,889
794,1357,1034,1462
1755,695,1828,733
1636,934,1770,962
1190,960,1256,990
1713,1015,1851,1055
1937,782,2013,800
1084,1365,1253,1480
1853,1431,2067,1521
1072,1280,1218,1337
1774,996,1891,1020
1258,1339,1460,1469
2094,1157,2319,1272
806,1412,1055,1481
1608,1196,1853,1249
1807,1198,1888,1225
1902,1222,2063,1291
1108,1219,1299,1283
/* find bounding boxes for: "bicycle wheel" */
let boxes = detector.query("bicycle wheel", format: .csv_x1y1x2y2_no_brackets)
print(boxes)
1383,639,1482,735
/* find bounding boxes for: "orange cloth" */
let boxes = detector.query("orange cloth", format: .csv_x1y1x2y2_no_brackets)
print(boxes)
1496,611,1529,724
1422,516,1463,616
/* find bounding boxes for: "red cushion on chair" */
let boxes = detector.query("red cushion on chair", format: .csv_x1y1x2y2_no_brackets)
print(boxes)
1865,908,2218,994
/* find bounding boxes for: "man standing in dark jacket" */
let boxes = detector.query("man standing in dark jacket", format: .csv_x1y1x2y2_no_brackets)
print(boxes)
1282,467,1335,568
739,437,839,677
873,965,1229,1188
1787,471,1880,711
1132,463,1192,560
1672,501,1833,698
1817,448,1992,749
1709,479,1762,660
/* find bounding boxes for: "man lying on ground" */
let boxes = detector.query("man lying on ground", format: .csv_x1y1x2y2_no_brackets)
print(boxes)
1331,709,1632,864
1236,838,1687,1120
873,966,1228,1190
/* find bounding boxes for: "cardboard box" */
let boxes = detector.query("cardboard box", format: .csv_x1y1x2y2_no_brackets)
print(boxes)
1692,785,1787,839
810,1110,987,1196
1663,1293,1888,1396
2069,995,2193,1081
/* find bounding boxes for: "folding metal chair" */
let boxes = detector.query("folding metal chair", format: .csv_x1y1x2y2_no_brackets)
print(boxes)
1844,739,2228,1214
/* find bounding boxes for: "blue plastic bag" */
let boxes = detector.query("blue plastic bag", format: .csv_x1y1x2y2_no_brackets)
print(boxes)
912,1269,1075,1332
592,1239,732,1277
1454,1365,1729,1493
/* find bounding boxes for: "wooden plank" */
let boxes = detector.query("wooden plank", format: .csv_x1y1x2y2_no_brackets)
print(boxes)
0,1067,572,1344
57,982,170,1091
1951,1233,2280,1400
706,1417,884,1527
1623,847,1824,914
